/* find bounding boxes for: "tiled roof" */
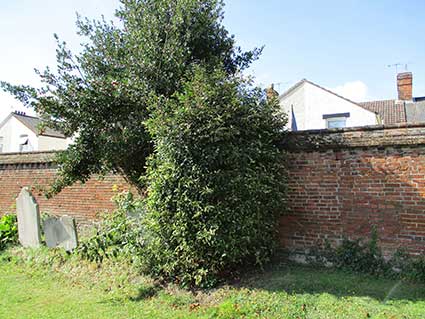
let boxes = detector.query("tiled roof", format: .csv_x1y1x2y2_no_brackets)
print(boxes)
359,100,406,125
12,113,66,138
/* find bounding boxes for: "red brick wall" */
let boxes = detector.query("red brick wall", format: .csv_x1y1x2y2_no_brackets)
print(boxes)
2,124,425,256
0,152,135,224
280,124,425,256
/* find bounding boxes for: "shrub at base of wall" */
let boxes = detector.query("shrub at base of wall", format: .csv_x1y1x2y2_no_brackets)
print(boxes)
292,227,425,284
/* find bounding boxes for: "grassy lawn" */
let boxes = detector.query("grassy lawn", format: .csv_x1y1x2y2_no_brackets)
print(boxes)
0,249,424,319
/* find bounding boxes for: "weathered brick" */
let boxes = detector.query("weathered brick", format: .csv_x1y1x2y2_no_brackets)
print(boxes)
2,123,425,257
280,124,425,256
0,153,137,225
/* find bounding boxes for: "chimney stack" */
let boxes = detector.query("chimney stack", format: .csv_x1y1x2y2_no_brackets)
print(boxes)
397,72,413,101
266,84,279,101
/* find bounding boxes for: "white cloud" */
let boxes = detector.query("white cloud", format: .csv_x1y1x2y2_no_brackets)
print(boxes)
332,81,368,102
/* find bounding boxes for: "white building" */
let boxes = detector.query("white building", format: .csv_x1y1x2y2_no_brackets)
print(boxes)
0,111,68,153
279,79,379,131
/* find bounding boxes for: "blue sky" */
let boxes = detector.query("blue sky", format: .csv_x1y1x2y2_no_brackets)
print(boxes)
225,0,425,99
1,0,424,121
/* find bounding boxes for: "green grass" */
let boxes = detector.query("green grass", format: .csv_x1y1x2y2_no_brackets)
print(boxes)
0,249,424,319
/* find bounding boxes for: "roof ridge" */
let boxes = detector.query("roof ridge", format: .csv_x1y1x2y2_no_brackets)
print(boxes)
11,112,66,139
278,79,307,100
12,113,40,135
12,112,40,120
302,79,366,107
280,78,377,118
360,99,396,104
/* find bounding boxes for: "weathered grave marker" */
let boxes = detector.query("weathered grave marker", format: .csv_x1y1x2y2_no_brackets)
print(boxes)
16,187,42,247
43,215,78,251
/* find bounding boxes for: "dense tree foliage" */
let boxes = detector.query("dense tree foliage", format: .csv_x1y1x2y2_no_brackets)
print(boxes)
2,0,288,287
1,0,260,194
142,66,287,287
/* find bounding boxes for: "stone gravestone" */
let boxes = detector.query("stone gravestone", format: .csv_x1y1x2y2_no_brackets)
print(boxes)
43,215,78,251
16,187,42,247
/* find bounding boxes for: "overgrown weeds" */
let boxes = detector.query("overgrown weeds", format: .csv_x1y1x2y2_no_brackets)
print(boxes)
0,213,18,250
77,191,146,265
306,227,425,284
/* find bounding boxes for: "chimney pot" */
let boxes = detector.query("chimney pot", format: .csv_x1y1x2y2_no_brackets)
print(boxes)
397,72,413,101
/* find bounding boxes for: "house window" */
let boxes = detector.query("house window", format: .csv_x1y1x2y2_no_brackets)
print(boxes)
326,117,346,129
323,112,350,129
19,134,32,152
0,137,3,153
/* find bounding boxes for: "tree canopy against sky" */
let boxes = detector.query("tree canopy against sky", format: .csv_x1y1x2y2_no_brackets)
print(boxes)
2,0,289,287
1,0,261,195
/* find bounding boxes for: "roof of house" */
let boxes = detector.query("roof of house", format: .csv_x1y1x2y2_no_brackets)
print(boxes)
279,79,378,115
359,100,407,125
0,112,66,139
279,79,425,125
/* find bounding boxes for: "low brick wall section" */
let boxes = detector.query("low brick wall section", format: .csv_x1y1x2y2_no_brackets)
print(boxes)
0,152,134,223
1,123,425,256
280,123,425,256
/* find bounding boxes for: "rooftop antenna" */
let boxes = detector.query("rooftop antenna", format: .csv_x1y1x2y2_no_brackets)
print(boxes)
387,62,411,73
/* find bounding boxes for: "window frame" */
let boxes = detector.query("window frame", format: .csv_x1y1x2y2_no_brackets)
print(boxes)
326,117,347,129
19,134,31,152
323,112,350,129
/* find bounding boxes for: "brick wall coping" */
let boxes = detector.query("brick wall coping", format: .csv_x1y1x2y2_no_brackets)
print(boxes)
281,122,425,151
0,151,57,165
3,122,425,163
288,122,425,135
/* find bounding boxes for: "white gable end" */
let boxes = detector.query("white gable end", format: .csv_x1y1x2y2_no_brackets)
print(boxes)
280,80,377,131
0,116,38,153
305,82,377,129
0,113,69,153
280,83,306,130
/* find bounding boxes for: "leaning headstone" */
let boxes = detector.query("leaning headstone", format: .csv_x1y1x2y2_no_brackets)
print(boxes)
43,217,65,248
59,216,78,251
16,187,42,247
43,215,78,251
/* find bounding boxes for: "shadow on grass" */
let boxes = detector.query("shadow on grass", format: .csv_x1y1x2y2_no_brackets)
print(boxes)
129,284,161,302
0,246,16,261
239,263,425,302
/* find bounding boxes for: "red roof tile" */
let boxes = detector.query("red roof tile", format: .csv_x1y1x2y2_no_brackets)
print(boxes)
359,100,406,125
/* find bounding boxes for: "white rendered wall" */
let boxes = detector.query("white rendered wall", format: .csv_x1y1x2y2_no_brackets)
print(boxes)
304,82,377,129
280,81,377,130
38,135,68,151
0,117,38,152
280,84,306,130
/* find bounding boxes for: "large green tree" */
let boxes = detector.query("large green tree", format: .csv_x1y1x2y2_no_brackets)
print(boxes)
143,66,287,286
3,0,288,287
1,0,260,194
